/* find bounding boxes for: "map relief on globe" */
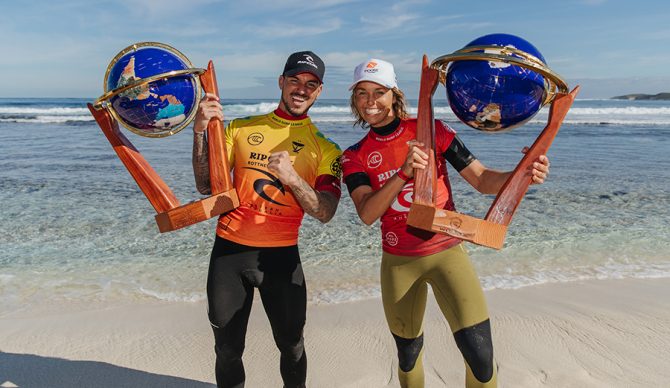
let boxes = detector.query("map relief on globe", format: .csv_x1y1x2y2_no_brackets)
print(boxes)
445,34,549,132
104,45,200,137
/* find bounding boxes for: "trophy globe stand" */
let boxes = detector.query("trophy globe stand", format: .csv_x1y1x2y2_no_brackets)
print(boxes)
406,34,580,249
89,42,238,233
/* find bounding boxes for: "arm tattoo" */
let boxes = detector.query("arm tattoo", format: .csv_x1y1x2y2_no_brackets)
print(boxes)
288,178,339,223
192,132,212,195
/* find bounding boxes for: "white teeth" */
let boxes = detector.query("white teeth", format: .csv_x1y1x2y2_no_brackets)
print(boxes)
366,109,381,115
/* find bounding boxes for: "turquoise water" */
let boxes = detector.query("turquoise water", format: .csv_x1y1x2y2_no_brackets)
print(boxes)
1,98,669,313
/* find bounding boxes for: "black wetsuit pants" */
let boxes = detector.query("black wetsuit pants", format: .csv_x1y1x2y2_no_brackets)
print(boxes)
207,236,307,388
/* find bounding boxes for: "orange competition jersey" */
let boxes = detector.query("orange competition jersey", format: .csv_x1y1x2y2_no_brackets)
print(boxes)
341,119,461,256
217,110,342,247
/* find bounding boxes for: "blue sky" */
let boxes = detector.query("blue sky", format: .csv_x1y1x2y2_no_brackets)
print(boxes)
1,0,669,99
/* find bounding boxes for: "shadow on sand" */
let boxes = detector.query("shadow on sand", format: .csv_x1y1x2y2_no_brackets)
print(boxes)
0,351,214,388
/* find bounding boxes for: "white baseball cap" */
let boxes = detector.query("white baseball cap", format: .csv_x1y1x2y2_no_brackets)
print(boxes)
349,58,398,90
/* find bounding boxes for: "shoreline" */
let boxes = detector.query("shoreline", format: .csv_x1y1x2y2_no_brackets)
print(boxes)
1,278,669,387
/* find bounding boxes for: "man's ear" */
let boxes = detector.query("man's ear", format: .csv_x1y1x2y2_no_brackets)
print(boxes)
278,75,284,90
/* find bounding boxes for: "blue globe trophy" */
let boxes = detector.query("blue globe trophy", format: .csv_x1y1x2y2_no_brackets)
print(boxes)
89,42,238,232
407,34,580,249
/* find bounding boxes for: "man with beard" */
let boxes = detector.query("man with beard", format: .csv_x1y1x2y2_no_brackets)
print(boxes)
192,51,342,388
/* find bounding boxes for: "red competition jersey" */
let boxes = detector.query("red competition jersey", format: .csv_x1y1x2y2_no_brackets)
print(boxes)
341,119,461,256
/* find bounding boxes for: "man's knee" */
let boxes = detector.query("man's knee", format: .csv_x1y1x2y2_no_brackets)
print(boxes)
454,319,495,382
393,333,424,372
211,326,245,362
274,333,305,361
214,341,244,364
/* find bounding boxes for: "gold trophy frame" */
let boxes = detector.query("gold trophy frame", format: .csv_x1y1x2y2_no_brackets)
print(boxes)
89,43,238,233
406,51,580,249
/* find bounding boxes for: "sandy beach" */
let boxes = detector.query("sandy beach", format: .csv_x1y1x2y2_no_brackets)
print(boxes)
1,278,669,388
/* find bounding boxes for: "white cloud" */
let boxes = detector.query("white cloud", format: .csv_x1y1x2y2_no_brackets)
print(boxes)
232,0,358,11
359,13,420,34
358,0,432,34
212,52,288,73
248,18,342,38
641,28,670,40
357,2,476,36
580,0,607,5
149,25,222,38
390,0,430,11
117,0,223,19
323,51,421,78
435,21,494,32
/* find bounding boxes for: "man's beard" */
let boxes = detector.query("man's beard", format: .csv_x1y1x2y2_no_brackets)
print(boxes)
281,94,314,117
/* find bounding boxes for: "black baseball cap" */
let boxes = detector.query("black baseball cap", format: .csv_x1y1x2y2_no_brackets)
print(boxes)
282,51,325,83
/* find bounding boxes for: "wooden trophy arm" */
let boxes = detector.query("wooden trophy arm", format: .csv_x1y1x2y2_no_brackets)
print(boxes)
413,55,440,206
87,103,180,213
485,85,581,224
199,60,233,194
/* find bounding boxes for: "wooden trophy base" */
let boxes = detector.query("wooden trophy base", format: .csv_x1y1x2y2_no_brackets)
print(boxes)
406,55,580,249
408,203,507,249
155,189,239,232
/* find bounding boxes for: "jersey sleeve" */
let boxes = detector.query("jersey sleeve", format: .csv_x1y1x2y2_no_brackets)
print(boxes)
341,144,372,194
314,135,343,198
316,136,342,179
436,120,477,172
444,134,477,172
435,120,456,155
434,120,475,172
223,119,237,167
341,143,365,178
314,174,341,199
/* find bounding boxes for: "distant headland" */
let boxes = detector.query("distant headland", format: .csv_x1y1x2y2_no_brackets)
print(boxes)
611,93,670,100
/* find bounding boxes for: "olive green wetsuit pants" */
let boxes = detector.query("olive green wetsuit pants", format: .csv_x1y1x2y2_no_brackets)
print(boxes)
381,243,497,387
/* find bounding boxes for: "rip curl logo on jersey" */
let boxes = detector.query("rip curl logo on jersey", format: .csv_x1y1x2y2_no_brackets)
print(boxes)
385,232,399,246
245,167,288,207
330,156,342,178
391,182,414,213
247,132,264,146
367,151,382,169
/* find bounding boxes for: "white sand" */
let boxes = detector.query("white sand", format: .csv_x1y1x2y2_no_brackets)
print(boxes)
1,278,669,387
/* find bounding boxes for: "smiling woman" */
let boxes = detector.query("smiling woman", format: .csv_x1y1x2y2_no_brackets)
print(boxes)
352,82,396,127
349,59,409,128
341,58,552,388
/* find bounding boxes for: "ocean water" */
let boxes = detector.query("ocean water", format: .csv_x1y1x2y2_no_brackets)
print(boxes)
1,97,669,314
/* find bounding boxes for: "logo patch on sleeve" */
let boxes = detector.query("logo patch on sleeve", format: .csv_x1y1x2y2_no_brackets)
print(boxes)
330,156,342,178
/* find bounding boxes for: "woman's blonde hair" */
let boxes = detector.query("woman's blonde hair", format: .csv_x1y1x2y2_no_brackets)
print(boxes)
349,87,409,128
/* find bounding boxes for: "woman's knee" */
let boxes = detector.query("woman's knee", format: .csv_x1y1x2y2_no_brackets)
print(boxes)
453,319,495,383
393,333,424,372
